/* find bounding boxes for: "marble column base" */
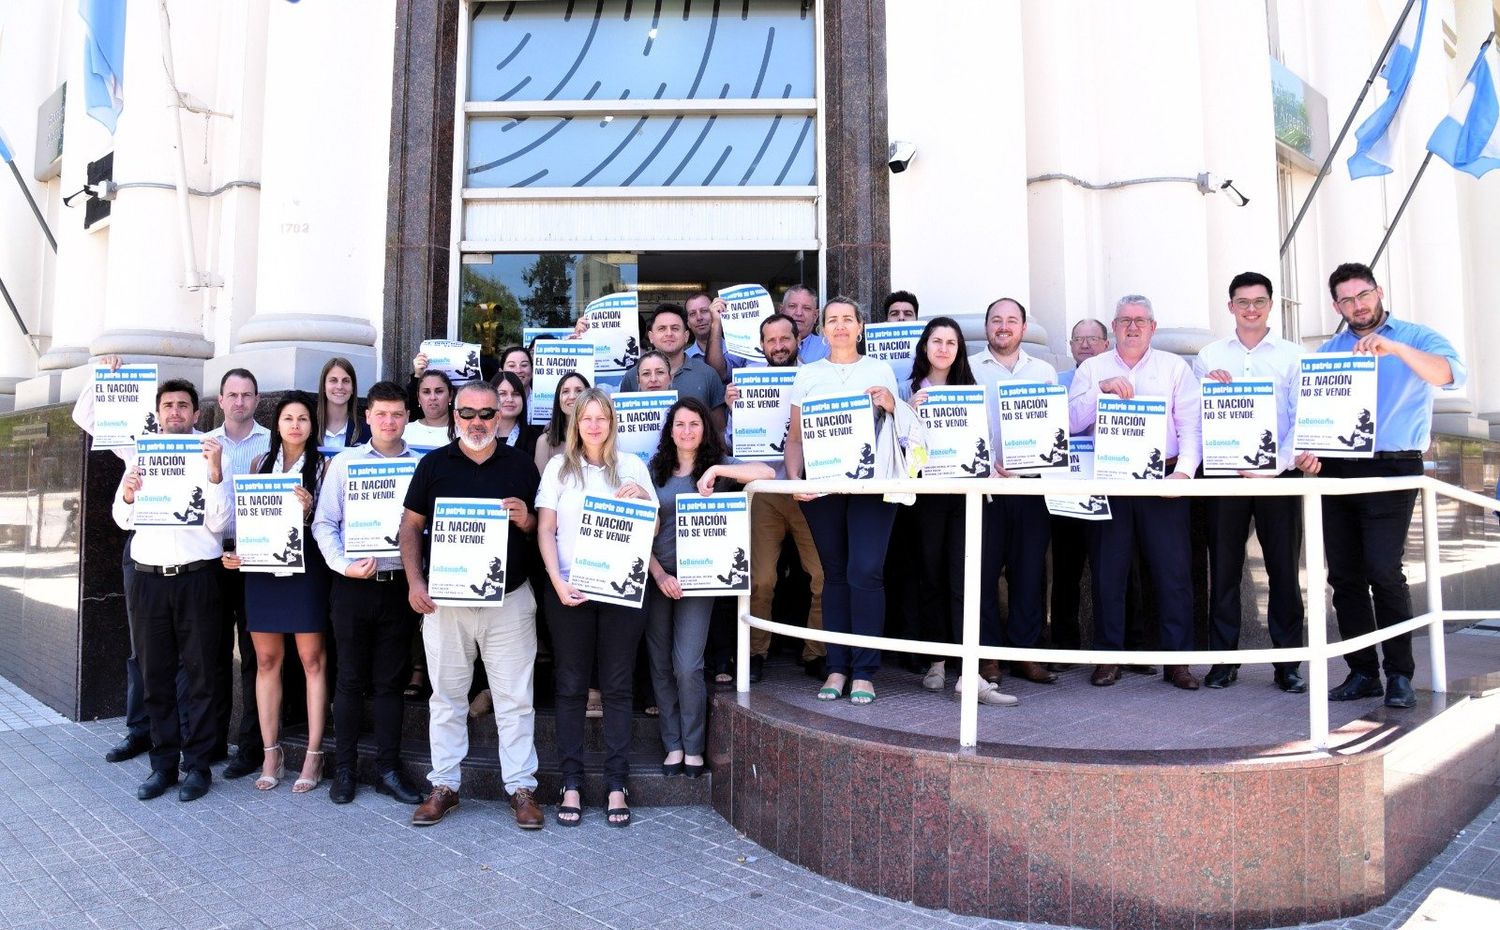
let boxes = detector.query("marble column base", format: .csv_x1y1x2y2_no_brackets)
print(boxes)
1432,413,1491,439
206,313,378,394
15,346,92,409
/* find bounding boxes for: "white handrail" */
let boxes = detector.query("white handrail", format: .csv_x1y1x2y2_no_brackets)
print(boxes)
733,474,1500,750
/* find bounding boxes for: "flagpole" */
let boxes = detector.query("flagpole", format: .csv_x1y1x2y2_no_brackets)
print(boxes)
1279,0,1419,257
0,273,41,355
7,161,58,253
1369,151,1433,267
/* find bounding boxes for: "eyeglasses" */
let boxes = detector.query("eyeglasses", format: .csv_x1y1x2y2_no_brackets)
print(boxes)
1114,317,1153,330
1334,287,1378,310
1231,297,1271,311
456,407,498,421
1071,335,1106,345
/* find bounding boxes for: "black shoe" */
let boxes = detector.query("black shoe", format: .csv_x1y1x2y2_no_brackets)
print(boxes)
376,769,424,805
748,655,765,684
136,770,178,801
802,657,826,680
329,768,357,804
207,745,230,764
220,750,261,780
178,770,211,802
1124,664,1158,675
1384,674,1416,709
106,732,151,764
1329,670,1384,701
1204,665,1238,689
1274,667,1308,693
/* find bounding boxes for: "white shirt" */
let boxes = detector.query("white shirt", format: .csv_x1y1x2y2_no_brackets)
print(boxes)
312,441,420,574
1068,347,1202,476
402,420,452,450
112,445,232,566
536,453,657,579
207,420,272,538
785,355,899,408
969,346,1060,456
1194,332,1303,474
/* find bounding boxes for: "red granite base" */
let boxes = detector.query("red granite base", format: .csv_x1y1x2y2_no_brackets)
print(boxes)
709,673,1500,929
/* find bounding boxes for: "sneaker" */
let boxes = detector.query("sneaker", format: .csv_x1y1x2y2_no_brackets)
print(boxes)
921,662,946,691
956,676,1019,707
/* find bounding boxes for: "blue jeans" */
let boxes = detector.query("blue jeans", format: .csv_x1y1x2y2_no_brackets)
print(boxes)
799,495,898,680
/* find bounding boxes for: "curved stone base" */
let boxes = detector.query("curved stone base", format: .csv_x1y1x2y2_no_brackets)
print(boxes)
708,671,1500,929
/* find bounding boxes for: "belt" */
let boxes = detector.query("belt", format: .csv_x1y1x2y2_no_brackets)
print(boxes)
134,559,215,577
1373,450,1422,460
369,569,401,582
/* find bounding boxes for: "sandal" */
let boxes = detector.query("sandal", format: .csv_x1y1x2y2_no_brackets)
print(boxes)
849,680,876,705
586,689,604,718
816,674,847,701
292,749,324,794
556,788,582,827
606,789,631,828
255,744,285,791
404,666,430,700
643,705,660,717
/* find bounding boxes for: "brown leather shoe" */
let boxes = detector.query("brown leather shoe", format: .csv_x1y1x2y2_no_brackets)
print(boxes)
1163,665,1201,691
979,659,1003,684
411,786,459,826
510,787,544,830
1012,661,1058,684
1090,664,1121,687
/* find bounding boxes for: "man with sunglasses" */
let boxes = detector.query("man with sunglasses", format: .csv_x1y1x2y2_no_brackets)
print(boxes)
1295,263,1465,709
399,381,544,829
313,381,427,806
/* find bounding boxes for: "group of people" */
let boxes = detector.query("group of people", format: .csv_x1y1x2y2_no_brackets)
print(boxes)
80,258,1462,828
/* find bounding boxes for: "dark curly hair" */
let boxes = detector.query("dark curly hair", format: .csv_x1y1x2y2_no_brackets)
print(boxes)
648,396,728,489
908,316,976,395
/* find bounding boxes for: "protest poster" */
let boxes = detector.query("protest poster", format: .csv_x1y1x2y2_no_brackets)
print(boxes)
133,436,211,527
915,386,991,478
529,340,596,425
92,364,157,449
1293,353,1377,458
614,390,677,463
996,382,1070,473
1093,395,1169,480
863,321,924,383
582,291,640,374
675,492,751,597
523,326,573,348
567,495,659,608
426,498,511,608
1201,379,1278,476
419,339,483,384
731,368,796,460
718,284,775,362
799,392,877,481
343,458,420,557
233,475,305,574
1045,436,1112,521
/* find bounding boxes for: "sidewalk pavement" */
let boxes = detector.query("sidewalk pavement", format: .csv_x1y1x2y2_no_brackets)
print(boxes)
0,678,1493,930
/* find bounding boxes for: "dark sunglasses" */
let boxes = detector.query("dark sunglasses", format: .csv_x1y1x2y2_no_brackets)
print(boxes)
455,407,498,421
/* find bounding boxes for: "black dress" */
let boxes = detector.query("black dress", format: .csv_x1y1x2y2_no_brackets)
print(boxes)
244,454,332,634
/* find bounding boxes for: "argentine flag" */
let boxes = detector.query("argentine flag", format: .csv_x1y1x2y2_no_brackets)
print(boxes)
79,0,127,133
0,131,12,164
1427,38,1500,178
1348,0,1428,179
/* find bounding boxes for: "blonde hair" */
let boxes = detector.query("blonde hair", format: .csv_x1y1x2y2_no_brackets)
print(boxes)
560,388,623,488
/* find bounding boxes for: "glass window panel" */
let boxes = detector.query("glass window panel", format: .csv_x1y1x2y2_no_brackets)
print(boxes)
468,0,815,102
458,253,639,354
466,113,815,187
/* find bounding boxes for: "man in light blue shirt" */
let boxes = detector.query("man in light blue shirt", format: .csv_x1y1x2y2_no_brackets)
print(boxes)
1295,262,1466,709
1057,319,1109,390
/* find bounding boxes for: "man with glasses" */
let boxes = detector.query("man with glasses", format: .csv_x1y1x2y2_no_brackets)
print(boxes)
1194,272,1307,694
1059,319,1109,389
1295,263,1465,709
313,381,427,806
1068,295,1202,690
400,381,545,828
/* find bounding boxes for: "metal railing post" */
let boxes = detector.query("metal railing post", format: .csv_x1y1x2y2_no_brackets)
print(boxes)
736,491,753,693
958,490,983,748
1303,492,1330,749
1422,486,1448,693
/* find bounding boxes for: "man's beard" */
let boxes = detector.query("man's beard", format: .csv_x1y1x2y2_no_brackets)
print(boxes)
460,432,496,453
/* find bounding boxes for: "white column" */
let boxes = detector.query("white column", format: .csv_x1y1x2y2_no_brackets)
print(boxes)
207,0,396,393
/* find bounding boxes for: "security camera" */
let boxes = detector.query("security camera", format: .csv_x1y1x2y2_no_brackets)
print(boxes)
1196,172,1250,207
888,140,917,173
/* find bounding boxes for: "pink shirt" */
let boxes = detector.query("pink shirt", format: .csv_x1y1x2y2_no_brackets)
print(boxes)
1067,347,1202,476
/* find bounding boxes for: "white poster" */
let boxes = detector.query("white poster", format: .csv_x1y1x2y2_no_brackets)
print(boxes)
1201,379,1278,476
427,498,511,608
863,322,925,369
718,284,775,362
583,291,640,374
133,436,211,527
343,458,420,557
567,495,659,608
529,340,596,425
675,492,751,597
916,386,991,478
419,339,483,385
523,326,574,348
996,383,1071,473
731,368,796,460
233,475,305,574
799,392,877,481
1293,353,1377,459
1045,436,1112,521
92,364,157,449
1093,395,1169,480
614,391,677,463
